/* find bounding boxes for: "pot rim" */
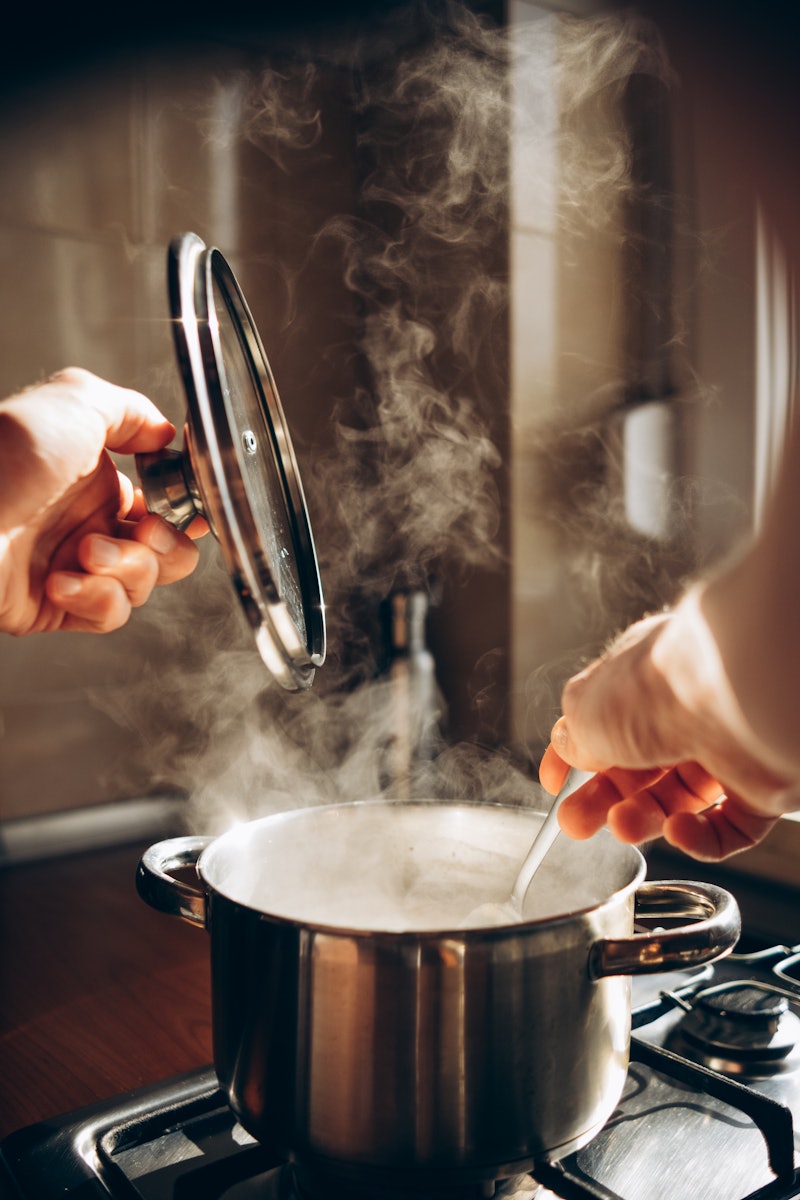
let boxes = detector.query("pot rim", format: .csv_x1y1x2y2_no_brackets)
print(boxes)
195,797,647,940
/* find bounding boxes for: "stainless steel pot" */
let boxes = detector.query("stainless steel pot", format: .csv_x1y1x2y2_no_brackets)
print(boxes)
137,799,740,1189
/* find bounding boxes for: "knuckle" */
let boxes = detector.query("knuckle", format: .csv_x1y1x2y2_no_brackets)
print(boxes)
48,366,95,391
85,578,131,631
97,596,130,632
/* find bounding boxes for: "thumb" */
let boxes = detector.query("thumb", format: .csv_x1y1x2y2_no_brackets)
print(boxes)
550,715,612,773
85,378,176,454
38,368,176,454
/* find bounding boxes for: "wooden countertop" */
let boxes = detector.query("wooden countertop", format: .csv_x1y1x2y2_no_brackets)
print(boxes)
0,841,213,1141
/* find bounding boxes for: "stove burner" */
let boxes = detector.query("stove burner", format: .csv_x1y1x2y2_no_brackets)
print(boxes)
667,980,800,1078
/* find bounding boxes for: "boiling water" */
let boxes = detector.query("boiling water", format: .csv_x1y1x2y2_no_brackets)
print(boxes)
203,802,617,932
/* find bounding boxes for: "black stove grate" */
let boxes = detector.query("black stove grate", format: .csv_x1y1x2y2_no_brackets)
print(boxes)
631,1037,795,1182
540,1035,798,1200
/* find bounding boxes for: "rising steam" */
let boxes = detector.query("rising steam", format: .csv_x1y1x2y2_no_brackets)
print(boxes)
97,3,685,834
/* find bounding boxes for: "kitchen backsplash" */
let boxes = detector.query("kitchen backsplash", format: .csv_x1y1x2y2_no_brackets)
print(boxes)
0,41,362,821
0,4,773,856
0,11,512,827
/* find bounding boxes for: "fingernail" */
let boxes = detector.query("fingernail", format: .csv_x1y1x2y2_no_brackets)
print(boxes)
90,536,121,567
51,573,83,597
148,520,177,554
551,720,569,753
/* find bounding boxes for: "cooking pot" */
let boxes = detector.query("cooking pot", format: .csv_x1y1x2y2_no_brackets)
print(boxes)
137,799,740,1190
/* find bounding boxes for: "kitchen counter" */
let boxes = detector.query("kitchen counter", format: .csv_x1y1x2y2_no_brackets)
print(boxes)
0,840,213,1142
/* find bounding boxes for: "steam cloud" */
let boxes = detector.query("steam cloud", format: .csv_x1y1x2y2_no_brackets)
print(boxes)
98,3,685,837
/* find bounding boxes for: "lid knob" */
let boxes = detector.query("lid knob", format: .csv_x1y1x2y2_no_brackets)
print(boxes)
136,447,204,533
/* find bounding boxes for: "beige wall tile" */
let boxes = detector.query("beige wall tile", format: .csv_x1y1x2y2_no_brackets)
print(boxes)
0,227,141,395
0,695,155,819
0,66,137,237
136,47,255,251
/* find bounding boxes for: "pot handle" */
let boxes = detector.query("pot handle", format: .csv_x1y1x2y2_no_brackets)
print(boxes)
136,836,213,929
589,879,741,979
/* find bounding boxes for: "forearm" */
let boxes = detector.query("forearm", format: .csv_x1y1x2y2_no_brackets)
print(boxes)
699,416,800,779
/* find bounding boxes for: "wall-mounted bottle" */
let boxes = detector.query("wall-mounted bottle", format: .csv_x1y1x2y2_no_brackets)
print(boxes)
378,588,442,797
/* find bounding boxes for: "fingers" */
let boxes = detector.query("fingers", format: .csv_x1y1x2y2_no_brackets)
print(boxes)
606,764,723,842
555,761,722,844
540,738,663,841
663,795,778,861
31,366,175,459
82,517,199,591
45,516,200,632
555,772,614,840
549,736,786,861
83,516,200,591
556,766,670,840
539,594,795,862
45,571,135,634
538,742,571,795
77,532,160,606
128,514,201,584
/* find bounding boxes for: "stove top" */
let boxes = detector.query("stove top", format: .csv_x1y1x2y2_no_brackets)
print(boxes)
2,944,800,1200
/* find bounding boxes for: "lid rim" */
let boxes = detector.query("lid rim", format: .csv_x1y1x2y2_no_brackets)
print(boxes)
167,232,326,689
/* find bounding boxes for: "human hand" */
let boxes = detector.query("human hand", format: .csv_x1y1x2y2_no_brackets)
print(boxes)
0,367,207,636
539,588,799,861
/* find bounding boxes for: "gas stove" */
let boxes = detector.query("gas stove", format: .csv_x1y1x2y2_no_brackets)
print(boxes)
2,942,799,1200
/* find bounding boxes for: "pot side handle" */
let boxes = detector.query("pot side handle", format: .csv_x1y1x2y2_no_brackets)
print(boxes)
136,836,213,929
589,879,741,979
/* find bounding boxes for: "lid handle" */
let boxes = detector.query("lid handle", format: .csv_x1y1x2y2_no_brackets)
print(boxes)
136,447,204,533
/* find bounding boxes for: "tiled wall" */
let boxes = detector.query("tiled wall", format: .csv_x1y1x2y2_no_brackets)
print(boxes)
0,43,359,820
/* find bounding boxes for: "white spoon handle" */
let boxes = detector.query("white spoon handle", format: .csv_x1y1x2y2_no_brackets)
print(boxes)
509,768,593,911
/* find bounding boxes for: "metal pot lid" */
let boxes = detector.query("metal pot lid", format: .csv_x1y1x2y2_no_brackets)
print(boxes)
136,232,326,691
